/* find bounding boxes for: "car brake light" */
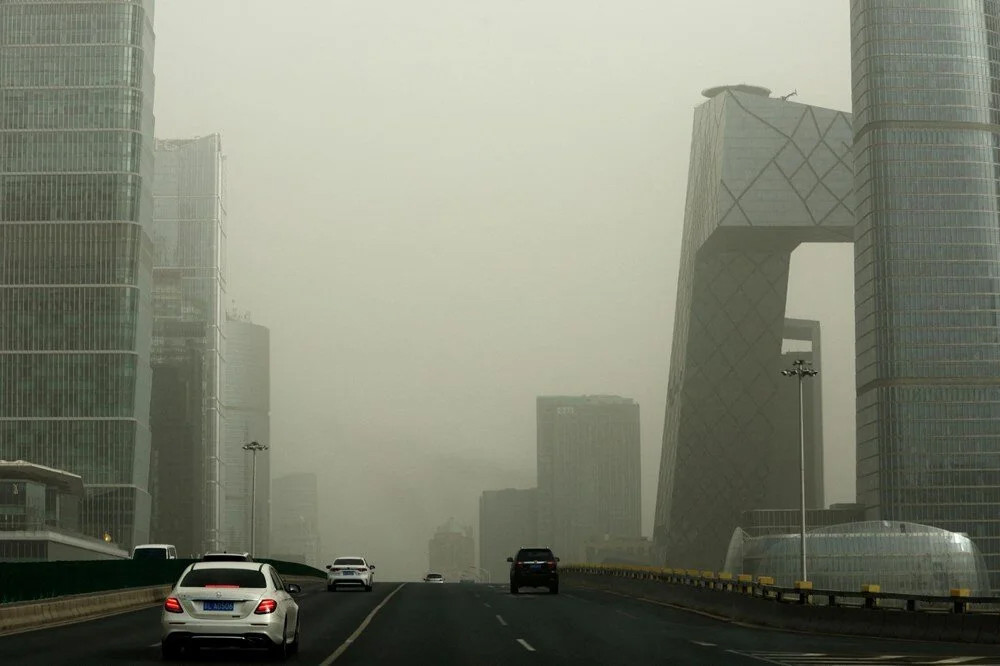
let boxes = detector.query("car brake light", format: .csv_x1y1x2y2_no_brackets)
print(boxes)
332,567,342,572
356,567,367,572
547,560,556,569
164,597,183,613
205,584,239,588
254,599,278,614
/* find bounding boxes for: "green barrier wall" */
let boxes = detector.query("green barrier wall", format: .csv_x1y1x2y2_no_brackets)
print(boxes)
0,559,325,604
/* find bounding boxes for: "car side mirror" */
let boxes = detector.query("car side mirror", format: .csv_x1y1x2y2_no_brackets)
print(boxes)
369,565,375,570
285,583,301,594
506,557,513,562
325,565,332,570
555,557,560,562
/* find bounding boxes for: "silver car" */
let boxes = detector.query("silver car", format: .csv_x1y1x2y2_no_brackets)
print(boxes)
160,561,301,660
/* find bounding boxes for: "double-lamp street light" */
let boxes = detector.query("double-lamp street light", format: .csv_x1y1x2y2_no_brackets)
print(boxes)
780,359,818,584
242,441,269,557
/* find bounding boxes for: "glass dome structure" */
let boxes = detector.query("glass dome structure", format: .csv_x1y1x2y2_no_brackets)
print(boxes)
723,521,989,596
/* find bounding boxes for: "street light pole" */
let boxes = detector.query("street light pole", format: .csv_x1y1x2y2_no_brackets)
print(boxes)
780,359,818,583
242,441,269,557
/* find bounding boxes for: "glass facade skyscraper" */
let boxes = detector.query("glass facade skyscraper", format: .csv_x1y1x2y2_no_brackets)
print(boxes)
852,1,1000,588
0,0,156,549
653,87,853,570
149,135,226,554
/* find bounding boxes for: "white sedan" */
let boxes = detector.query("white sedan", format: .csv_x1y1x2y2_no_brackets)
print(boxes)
326,556,375,591
160,561,300,660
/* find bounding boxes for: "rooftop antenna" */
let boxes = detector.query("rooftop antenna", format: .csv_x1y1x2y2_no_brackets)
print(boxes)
780,89,798,101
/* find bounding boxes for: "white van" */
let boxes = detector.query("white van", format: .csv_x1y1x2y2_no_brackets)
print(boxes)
131,543,178,560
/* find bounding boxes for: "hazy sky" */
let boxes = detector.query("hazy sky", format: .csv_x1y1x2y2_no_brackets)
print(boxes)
154,1,855,580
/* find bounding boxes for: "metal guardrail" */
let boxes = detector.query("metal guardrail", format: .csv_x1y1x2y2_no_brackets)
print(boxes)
562,564,998,614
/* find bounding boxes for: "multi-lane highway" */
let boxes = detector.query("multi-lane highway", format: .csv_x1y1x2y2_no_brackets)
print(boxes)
2,579,1000,665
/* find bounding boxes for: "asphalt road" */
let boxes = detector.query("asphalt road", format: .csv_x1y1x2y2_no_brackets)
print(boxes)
3,579,1000,665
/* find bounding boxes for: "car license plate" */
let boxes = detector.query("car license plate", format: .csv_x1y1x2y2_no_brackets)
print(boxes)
342,571,354,576
204,601,234,611
530,564,542,571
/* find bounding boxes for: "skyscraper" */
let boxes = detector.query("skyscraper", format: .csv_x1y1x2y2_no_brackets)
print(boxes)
0,0,157,548
852,2,1000,587
222,315,270,555
149,135,227,554
428,521,475,581
479,488,537,582
271,473,320,567
653,86,852,569
537,396,640,562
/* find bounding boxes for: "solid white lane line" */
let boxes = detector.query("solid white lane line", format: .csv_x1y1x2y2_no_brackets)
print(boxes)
616,609,638,619
483,602,492,608
319,583,406,665
496,614,507,626
726,650,786,665
517,638,536,652
926,659,986,665
690,641,716,647
148,642,160,648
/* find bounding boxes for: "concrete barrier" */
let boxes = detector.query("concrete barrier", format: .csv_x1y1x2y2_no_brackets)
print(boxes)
0,584,170,635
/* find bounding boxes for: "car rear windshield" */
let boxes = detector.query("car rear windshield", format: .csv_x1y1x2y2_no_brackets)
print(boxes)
427,573,442,578
517,549,554,561
180,568,267,588
335,558,365,566
132,548,167,560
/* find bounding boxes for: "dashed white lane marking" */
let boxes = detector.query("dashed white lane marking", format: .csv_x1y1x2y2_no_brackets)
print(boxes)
496,614,507,626
517,638,536,652
926,659,990,665
690,640,716,647
319,583,406,665
615,609,638,619
148,642,160,648
483,602,492,608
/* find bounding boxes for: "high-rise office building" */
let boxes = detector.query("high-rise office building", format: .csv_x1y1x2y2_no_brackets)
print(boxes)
429,521,475,581
653,86,852,569
479,488,537,582
271,473,320,567
537,396,641,562
852,2,1000,588
149,135,227,554
0,1,157,549
222,315,270,555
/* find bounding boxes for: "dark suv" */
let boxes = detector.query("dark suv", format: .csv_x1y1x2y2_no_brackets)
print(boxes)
507,547,559,594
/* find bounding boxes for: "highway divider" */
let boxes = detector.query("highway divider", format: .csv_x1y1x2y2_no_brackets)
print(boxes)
0,558,326,604
561,564,1000,644
0,584,171,635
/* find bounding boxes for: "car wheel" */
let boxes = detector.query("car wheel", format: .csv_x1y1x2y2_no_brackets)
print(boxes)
161,641,182,660
365,583,373,592
327,584,335,592
268,623,289,661
550,584,559,594
510,583,519,595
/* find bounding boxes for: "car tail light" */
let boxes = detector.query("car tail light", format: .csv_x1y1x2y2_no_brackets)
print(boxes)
356,567,367,572
254,599,278,614
547,560,557,570
164,597,183,613
332,567,342,572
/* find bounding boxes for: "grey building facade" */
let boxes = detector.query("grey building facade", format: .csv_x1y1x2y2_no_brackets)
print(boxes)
654,86,853,570
149,135,227,554
852,2,1000,588
479,488,537,583
0,0,157,549
537,396,641,562
271,473,320,567
222,316,270,555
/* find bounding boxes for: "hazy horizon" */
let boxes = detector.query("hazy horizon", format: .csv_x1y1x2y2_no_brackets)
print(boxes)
154,1,855,580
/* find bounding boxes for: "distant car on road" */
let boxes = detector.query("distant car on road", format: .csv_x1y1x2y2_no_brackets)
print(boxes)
131,544,177,560
160,561,301,660
508,547,559,594
326,556,375,592
423,572,445,583
202,552,253,562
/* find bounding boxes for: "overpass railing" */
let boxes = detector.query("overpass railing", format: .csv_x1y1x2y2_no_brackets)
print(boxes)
561,564,999,614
